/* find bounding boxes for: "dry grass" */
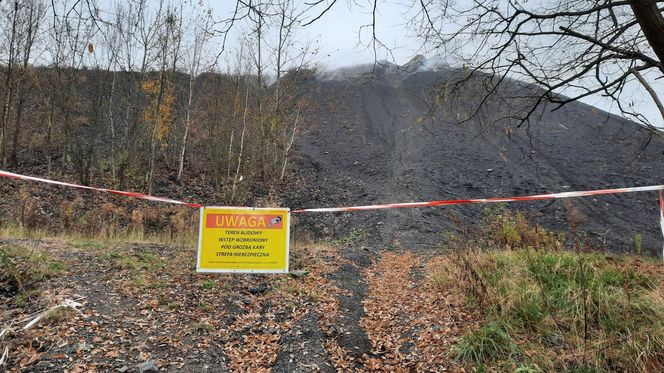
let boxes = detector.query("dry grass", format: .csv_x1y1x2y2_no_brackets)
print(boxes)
441,208,664,372
0,221,198,247
2,190,200,246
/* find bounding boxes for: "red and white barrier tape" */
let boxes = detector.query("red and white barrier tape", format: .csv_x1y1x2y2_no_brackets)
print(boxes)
1,169,663,217
0,170,203,208
3,169,662,258
290,185,664,213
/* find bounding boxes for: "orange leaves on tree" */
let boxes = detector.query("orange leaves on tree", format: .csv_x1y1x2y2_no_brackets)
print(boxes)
141,78,175,144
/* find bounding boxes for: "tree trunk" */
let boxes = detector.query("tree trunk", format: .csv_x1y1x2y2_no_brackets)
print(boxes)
46,93,54,176
177,74,194,181
10,82,25,166
11,0,38,167
0,1,19,168
226,129,234,188
0,77,15,168
109,72,117,182
232,87,250,202
147,69,167,194
281,108,299,180
630,0,664,71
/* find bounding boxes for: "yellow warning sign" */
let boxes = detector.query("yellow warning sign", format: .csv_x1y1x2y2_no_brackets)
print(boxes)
197,207,290,273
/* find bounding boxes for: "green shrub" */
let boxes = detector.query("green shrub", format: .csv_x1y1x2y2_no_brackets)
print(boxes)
482,207,563,251
633,234,643,255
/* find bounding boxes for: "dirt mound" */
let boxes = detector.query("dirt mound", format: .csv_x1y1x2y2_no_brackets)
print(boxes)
285,60,664,254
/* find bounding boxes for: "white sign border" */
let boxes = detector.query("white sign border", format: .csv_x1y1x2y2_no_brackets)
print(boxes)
196,206,290,274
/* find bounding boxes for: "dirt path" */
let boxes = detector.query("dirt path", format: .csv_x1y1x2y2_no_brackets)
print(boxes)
1,238,475,372
360,252,478,371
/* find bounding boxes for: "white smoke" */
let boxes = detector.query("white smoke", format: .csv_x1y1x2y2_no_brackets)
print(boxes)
314,55,450,81
417,55,450,72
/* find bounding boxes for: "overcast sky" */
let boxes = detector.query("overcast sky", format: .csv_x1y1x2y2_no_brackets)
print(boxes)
298,1,420,68
210,0,421,68
84,0,663,128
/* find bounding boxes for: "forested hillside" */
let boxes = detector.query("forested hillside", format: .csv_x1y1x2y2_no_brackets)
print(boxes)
1,66,311,197
0,0,323,236
0,0,317,191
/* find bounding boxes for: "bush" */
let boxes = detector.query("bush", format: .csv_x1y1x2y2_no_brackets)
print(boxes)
482,207,564,251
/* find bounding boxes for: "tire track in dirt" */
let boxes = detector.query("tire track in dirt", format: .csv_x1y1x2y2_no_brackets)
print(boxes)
326,247,373,368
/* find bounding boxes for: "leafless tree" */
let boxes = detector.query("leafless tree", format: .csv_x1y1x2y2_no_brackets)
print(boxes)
220,1,663,133
8,0,46,167
402,0,664,133
145,3,179,194
0,0,322,201
177,7,213,181
0,1,20,168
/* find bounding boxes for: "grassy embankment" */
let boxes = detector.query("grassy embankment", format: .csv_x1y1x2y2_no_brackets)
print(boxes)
436,208,664,372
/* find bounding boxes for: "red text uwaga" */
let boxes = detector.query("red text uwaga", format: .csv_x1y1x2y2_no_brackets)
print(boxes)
206,214,284,230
